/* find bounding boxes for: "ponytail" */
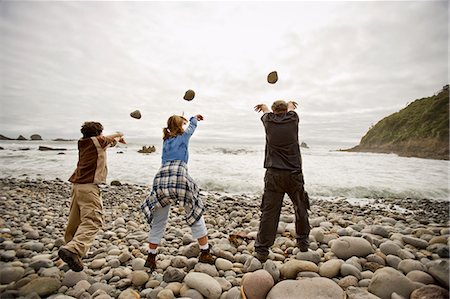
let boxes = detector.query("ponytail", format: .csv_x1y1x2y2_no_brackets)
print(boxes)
163,127,171,140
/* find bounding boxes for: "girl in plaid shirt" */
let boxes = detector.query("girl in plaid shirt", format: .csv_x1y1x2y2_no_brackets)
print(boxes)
141,114,215,270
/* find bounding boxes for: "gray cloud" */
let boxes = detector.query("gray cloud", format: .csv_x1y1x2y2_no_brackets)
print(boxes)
0,1,447,147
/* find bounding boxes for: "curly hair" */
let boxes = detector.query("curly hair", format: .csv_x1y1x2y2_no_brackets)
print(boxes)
163,115,187,140
80,121,103,138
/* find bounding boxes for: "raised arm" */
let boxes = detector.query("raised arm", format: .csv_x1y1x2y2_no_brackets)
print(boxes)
254,104,270,113
287,101,298,112
184,115,204,137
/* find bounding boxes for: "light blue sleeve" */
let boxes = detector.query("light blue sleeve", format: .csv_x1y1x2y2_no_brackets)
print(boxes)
184,116,198,138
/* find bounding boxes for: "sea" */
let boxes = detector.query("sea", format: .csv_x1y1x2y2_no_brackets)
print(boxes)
0,139,448,202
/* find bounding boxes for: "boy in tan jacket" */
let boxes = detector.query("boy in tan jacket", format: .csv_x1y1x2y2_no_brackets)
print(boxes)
58,121,125,272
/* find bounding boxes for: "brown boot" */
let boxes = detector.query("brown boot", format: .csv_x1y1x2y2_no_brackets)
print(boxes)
145,253,157,270
58,248,84,272
199,248,215,264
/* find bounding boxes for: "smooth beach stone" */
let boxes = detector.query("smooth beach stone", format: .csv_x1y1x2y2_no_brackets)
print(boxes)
429,235,449,245
380,241,402,256
171,256,188,268
225,287,241,299
163,267,186,283
310,227,325,243
243,257,262,272
263,259,280,282
131,258,146,270
368,267,417,299
74,280,91,293
165,282,182,296
108,258,121,268
266,277,344,299
330,237,374,259
341,263,362,280
386,255,402,269
216,258,233,271
40,266,61,278
338,275,359,289
1,250,16,261
406,270,435,285
182,243,200,258
180,289,204,299
19,277,61,297
88,283,114,296
242,270,274,299
118,252,132,264
366,254,385,266
62,270,88,287
345,286,381,299
398,259,426,274
214,277,232,292
280,259,319,279
427,259,449,288
296,251,321,264
130,110,141,119
402,236,428,249
410,285,449,299
319,259,344,278
90,258,106,269
118,288,140,299
371,226,390,238
0,266,25,284
194,263,219,277
130,270,149,286
184,272,222,299
358,279,371,287
157,289,175,299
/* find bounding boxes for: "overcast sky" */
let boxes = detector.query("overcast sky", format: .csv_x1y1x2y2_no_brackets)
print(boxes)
0,1,447,147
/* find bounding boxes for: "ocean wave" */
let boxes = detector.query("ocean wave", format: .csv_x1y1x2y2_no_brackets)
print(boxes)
197,179,449,201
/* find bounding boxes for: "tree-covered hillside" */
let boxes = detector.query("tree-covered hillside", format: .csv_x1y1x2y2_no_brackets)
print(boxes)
347,86,449,160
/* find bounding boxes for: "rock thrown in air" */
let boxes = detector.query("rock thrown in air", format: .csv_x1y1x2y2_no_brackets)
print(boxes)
183,89,195,101
267,71,278,84
130,110,141,119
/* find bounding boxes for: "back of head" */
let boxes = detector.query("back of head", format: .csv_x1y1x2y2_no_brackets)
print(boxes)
271,100,288,114
163,115,186,140
81,121,103,138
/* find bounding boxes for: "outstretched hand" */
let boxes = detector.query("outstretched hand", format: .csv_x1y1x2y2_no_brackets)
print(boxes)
287,101,298,111
195,114,204,121
254,104,269,113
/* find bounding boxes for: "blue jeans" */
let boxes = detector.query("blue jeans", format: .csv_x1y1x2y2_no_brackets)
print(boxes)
148,205,208,244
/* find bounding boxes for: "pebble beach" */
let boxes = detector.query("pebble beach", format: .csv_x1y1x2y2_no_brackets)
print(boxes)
0,178,449,299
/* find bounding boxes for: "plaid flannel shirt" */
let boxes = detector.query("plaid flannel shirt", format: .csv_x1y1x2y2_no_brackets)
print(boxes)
140,160,204,226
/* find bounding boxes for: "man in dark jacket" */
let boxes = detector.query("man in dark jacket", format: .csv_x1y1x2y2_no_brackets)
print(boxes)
253,100,310,262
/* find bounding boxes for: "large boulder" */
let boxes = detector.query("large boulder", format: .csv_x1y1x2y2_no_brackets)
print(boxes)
242,270,274,299
266,278,345,299
368,267,417,299
330,237,374,259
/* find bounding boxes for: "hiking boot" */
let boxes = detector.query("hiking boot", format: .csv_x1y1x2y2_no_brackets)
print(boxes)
199,248,215,264
297,238,310,252
254,252,268,263
58,248,84,272
145,253,157,271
